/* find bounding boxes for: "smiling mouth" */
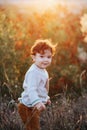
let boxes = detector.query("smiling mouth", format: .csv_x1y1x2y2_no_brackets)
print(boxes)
43,63,49,66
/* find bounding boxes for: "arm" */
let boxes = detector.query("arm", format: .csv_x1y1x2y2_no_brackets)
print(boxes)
45,78,49,92
45,78,51,105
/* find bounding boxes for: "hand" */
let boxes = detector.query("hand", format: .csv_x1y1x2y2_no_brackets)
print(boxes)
34,102,46,111
46,100,51,105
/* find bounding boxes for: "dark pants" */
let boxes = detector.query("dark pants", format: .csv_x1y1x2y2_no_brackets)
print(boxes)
18,103,40,130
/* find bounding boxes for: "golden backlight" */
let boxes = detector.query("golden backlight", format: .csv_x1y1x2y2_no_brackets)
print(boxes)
16,0,58,14
1,0,87,15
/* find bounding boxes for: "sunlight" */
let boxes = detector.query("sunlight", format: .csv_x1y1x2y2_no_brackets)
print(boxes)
1,0,87,14
19,0,57,14
32,0,57,13
31,0,57,9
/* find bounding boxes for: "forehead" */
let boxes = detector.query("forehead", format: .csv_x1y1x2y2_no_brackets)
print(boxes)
40,49,52,55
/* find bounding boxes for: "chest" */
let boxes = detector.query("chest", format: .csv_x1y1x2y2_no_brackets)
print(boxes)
38,71,48,87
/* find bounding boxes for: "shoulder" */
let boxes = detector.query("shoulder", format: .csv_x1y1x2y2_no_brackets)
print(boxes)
25,64,39,79
44,69,49,77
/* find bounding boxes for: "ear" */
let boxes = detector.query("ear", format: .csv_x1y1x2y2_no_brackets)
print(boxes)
31,55,35,62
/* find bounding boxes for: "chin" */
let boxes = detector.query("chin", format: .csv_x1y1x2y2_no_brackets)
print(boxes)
42,65,48,69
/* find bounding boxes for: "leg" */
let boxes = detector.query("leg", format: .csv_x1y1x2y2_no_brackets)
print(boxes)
18,103,41,130
30,109,40,130
18,103,32,130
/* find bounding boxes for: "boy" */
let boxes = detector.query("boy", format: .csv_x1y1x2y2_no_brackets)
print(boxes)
18,39,56,130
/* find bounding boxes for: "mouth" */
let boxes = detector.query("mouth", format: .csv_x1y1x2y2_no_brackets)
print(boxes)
42,63,49,66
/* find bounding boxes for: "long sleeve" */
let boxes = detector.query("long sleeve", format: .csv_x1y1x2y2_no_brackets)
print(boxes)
23,71,41,106
19,64,50,107
45,78,49,92
45,78,50,100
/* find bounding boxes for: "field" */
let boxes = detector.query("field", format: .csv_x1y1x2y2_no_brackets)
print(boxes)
0,1,87,130
1,92,87,130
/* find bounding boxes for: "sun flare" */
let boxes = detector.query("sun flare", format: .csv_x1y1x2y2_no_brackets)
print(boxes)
31,0,57,10
18,0,58,14
1,0,87,15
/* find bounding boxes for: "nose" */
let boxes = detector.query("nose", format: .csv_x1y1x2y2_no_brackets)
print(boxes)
43,57,48,62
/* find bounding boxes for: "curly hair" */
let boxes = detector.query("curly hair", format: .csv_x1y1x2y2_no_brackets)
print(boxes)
31,39,56,56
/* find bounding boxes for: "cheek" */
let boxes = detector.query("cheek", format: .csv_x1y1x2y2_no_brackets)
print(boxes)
48,58,52,63
36,58,42,62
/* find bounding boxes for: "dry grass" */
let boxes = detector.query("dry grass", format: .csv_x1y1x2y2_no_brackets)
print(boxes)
0,93,87,130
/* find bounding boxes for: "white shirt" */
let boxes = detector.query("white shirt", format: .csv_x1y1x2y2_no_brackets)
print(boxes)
18,63,50,107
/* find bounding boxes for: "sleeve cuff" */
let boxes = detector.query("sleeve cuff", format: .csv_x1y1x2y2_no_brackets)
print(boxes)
32,99,41,106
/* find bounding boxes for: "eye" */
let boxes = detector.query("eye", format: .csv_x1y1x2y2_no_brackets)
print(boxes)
47,56,52,58
40,55,44,58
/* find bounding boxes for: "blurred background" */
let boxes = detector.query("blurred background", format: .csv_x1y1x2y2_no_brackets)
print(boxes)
0,0,87,130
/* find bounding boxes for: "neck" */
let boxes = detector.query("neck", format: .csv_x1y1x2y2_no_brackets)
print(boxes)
34,63,45,70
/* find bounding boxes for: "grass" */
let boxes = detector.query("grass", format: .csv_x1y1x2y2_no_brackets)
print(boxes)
1,92,87,130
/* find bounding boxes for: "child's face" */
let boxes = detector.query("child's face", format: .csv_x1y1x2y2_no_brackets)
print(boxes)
32,49,52,69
